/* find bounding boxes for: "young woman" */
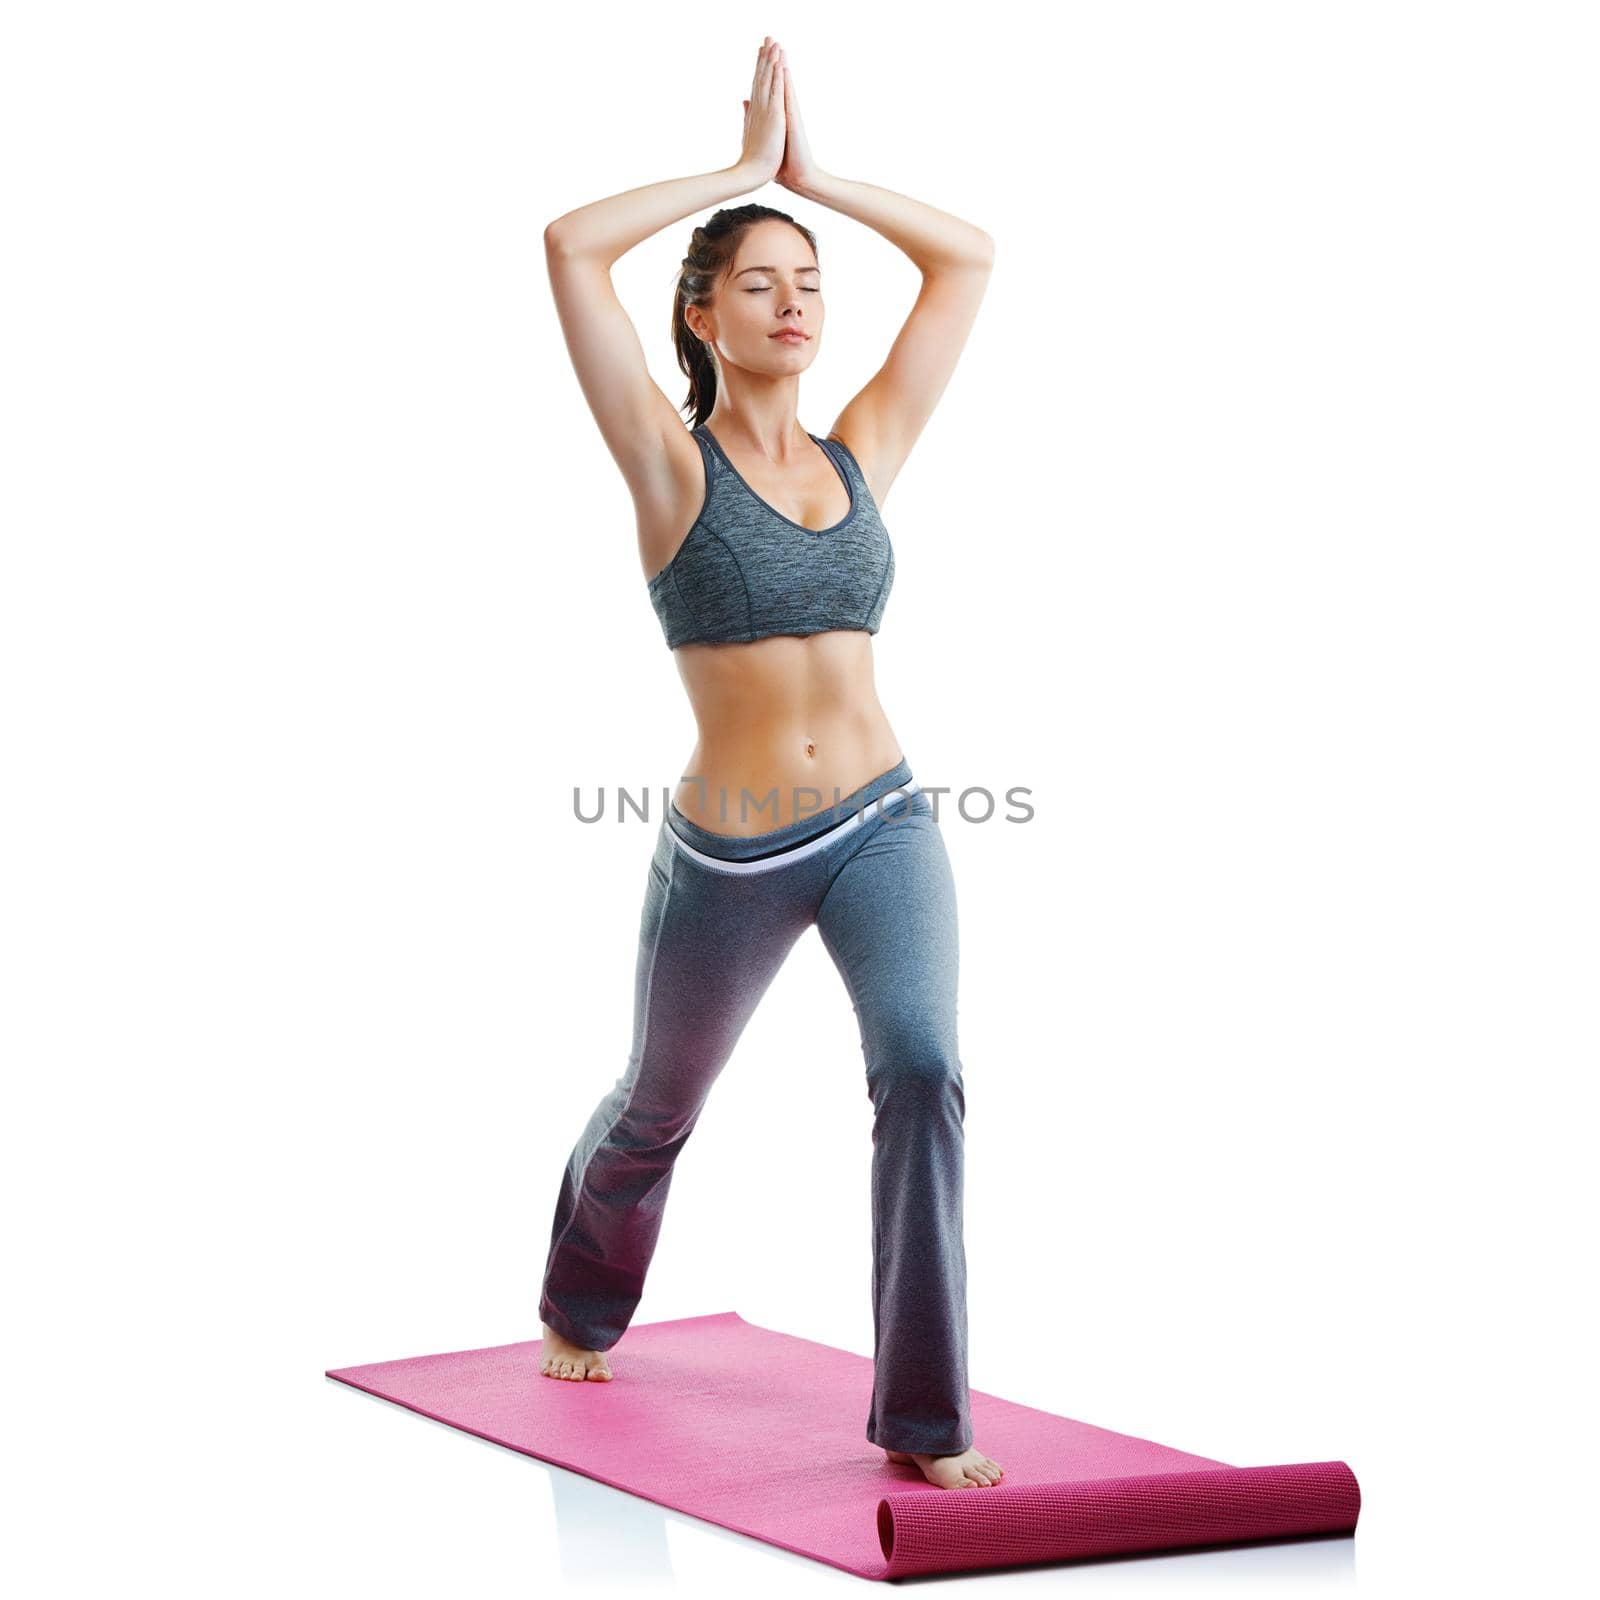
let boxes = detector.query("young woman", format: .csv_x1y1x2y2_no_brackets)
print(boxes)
536,38,1000,1492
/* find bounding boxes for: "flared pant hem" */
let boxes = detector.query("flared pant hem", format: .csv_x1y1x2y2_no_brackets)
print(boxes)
866,1416,975,1456
538,1296,617,1353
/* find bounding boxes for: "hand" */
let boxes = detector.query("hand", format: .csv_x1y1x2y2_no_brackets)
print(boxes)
774,58,822,197
737,39,787,186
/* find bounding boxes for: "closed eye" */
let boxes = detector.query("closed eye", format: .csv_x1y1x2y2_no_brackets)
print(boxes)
745,286,820,293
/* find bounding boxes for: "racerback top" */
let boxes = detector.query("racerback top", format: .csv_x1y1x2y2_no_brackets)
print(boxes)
646,423,896,649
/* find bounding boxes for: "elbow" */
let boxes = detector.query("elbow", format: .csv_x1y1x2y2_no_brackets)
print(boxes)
936,233,995,274
544,221,571,256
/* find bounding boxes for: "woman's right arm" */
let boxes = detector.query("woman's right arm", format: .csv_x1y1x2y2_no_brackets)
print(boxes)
543,41,789,509
543,162,757,496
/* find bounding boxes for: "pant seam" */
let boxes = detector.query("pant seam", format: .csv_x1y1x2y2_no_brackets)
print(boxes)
541,830,678,1341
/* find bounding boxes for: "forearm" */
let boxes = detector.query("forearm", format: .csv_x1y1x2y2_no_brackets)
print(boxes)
544,162,765,267
792,169,994,273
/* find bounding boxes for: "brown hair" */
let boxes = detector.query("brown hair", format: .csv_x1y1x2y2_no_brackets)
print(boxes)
672,204,819,429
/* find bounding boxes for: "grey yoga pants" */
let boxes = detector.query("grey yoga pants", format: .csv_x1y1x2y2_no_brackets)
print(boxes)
538,756,972,1455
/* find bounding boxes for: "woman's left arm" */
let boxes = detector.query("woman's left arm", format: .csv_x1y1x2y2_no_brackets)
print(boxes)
796,167,995,274
777,63,994,499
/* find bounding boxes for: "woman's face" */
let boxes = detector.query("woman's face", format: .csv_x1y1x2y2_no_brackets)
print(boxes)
702,221,822,376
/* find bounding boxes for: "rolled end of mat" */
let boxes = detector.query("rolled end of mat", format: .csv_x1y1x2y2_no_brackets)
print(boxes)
876,1459,1360,1578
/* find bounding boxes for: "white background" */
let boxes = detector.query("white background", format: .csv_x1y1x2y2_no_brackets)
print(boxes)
5,2,1595,1595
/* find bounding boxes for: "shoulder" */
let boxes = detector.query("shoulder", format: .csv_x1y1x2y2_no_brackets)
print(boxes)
823,432,884,507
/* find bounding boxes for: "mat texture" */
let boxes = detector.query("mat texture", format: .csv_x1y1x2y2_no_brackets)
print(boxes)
325,1309,1359,1579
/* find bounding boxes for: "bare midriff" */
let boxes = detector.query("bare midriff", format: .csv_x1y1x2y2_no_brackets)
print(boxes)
669,628,904,837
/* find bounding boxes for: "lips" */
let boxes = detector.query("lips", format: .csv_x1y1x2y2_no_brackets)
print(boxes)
770,331,808,343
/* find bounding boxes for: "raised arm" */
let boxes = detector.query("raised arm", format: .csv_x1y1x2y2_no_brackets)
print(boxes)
775,60,995,505
542,41,788,509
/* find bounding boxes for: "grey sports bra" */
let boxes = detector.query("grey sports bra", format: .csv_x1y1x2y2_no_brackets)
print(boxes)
646,423,895,649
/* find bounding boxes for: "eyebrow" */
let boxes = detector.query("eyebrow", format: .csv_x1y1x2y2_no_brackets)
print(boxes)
733,264,821,278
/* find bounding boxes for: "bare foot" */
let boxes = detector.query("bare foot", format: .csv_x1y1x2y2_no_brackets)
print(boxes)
539,1323,613,1381
884,1445,1004,1489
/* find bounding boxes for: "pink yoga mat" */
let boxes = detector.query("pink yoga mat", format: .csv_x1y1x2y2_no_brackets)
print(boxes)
325,1309,1359,1579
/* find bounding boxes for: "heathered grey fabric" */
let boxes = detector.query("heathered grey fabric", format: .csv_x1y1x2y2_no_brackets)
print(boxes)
647,425,896,648
538,757,972,1455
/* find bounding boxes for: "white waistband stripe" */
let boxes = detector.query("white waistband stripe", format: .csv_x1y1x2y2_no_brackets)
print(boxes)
668,781,922,875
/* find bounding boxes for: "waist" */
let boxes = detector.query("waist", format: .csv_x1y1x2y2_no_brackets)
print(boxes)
672,711,902,836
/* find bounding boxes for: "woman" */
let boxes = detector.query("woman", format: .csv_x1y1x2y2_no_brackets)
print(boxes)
536,38,1001,1492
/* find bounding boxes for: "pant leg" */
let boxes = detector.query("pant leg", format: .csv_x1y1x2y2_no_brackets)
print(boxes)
815,791,972,1454
539,816,810,1351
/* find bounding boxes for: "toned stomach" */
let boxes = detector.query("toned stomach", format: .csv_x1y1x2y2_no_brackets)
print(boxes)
669,629,904,836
